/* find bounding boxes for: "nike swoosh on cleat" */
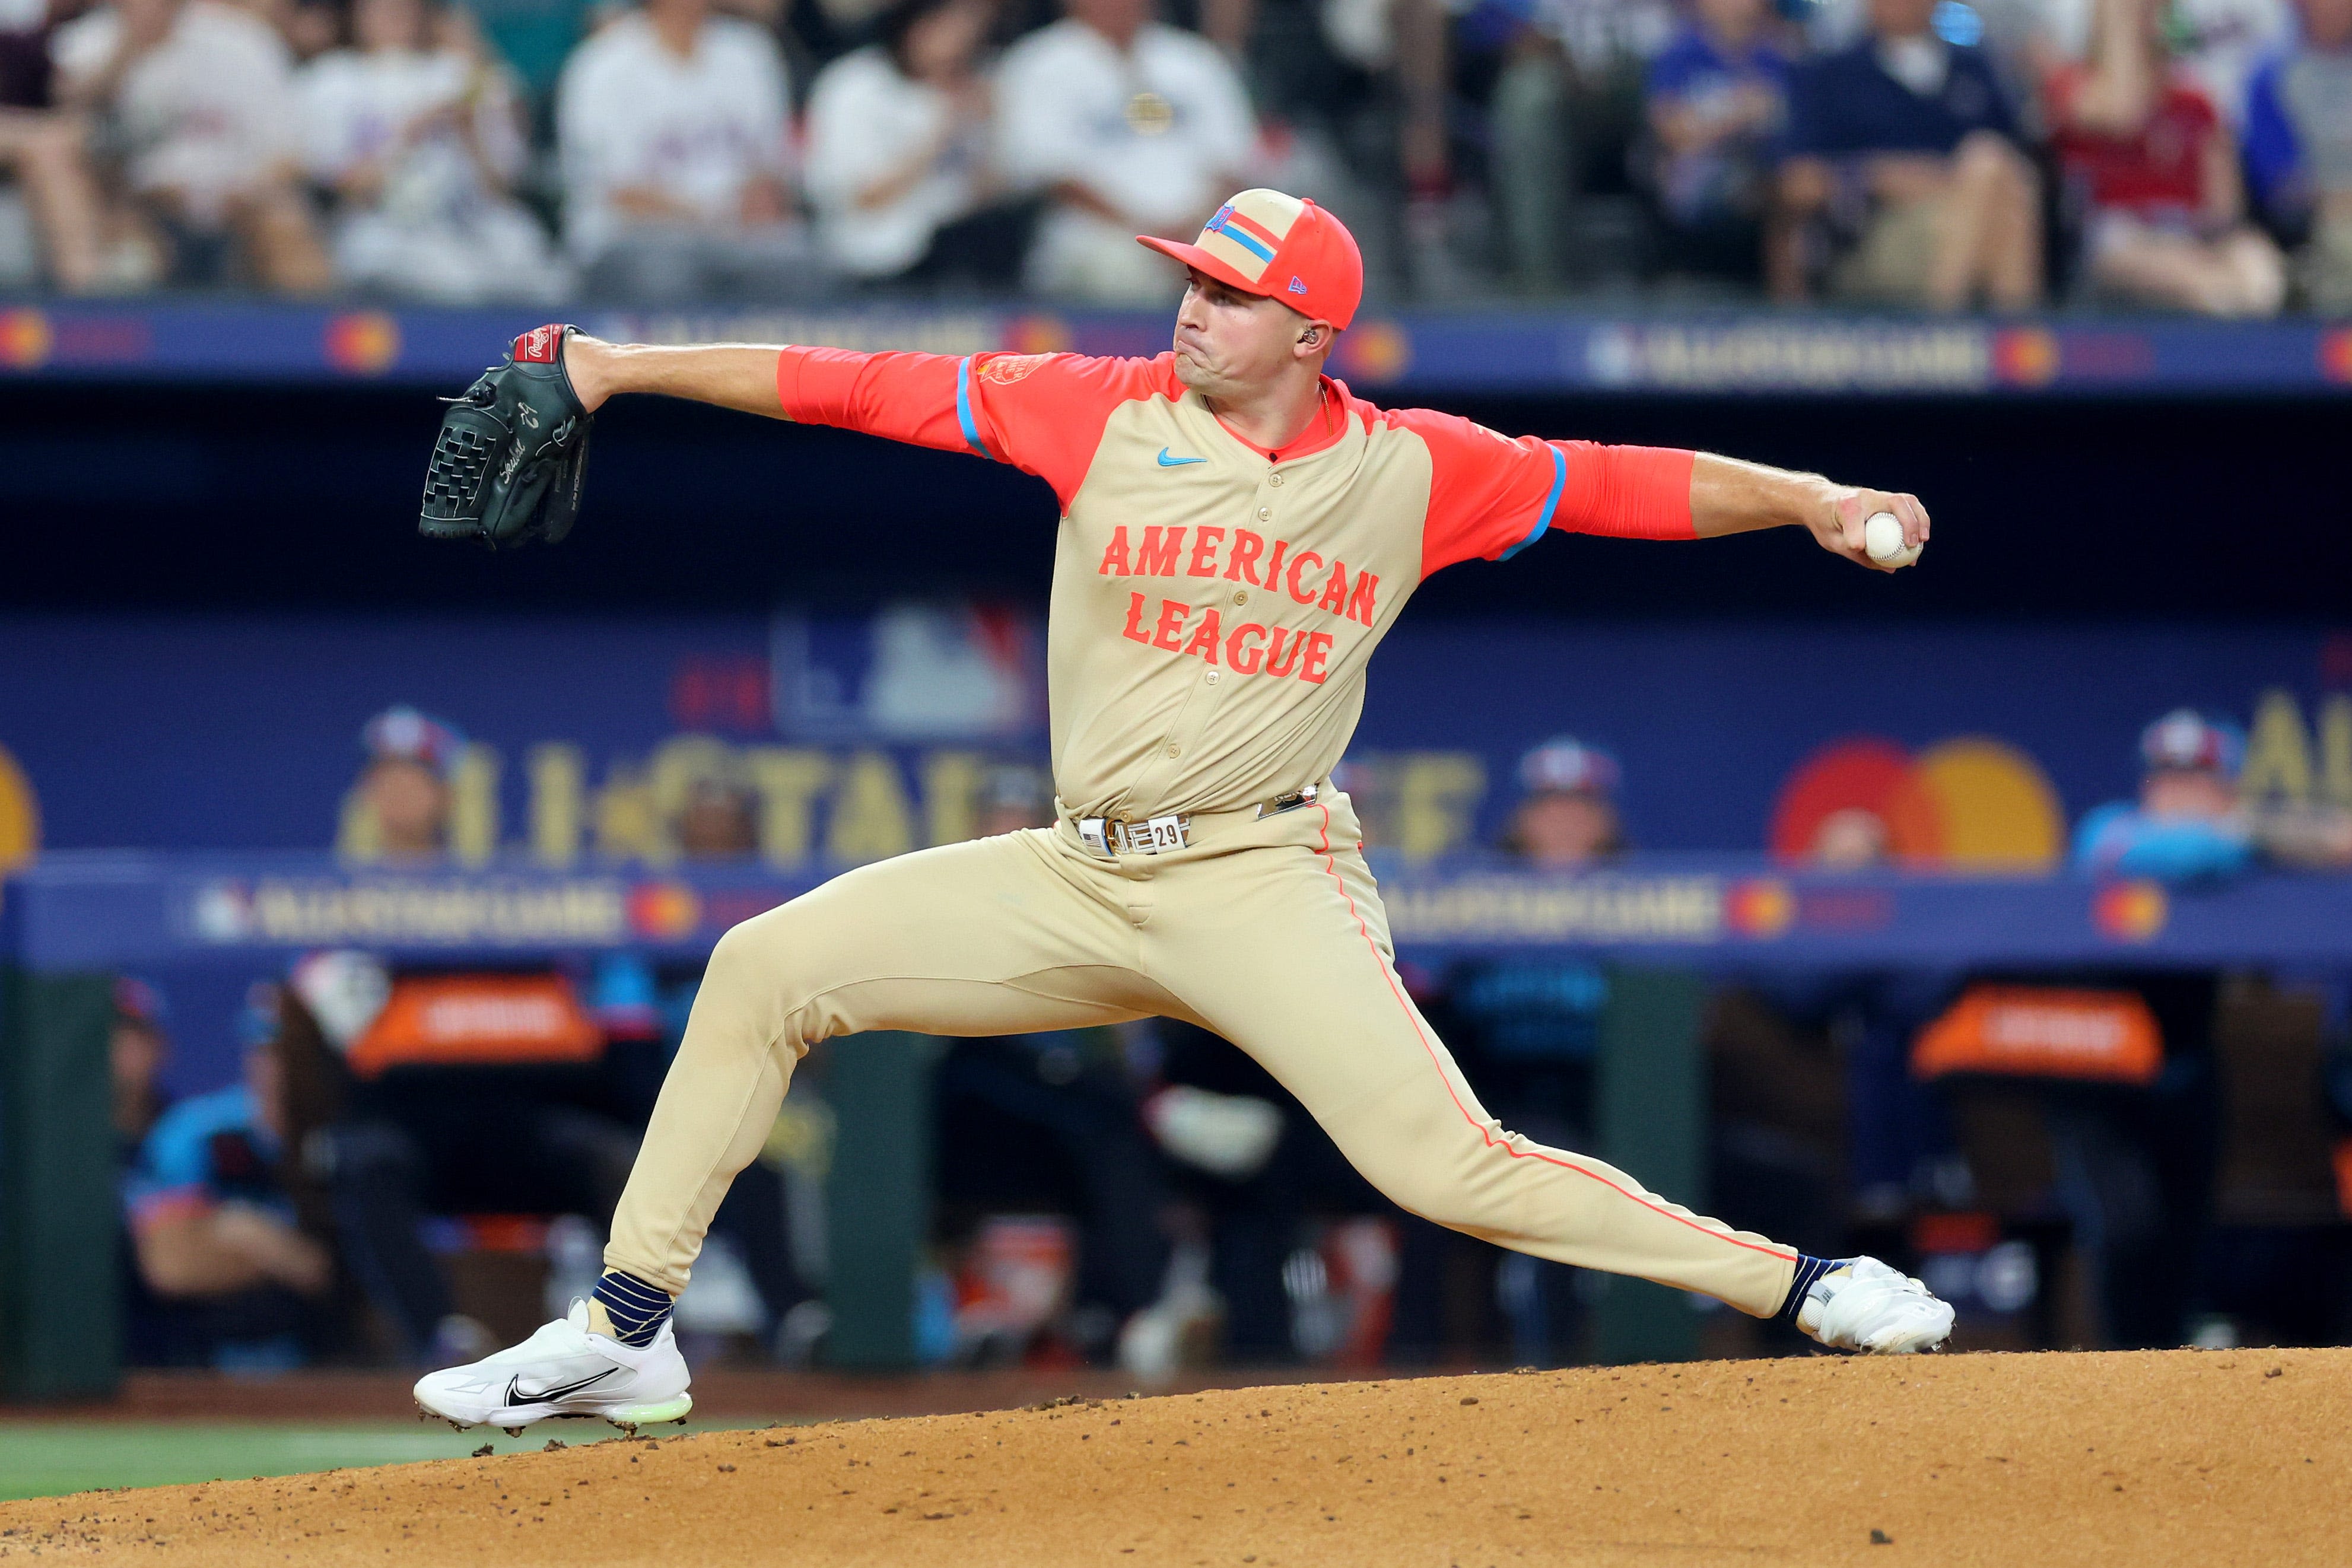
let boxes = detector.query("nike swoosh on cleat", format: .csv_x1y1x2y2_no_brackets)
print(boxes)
1156,449,1206,467
504,1366,619,1406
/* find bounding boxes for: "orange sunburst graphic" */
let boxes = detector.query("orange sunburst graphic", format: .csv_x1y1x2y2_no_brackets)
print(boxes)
1992,327,2059,387
0,309,53,370
323,311,401,375
1334,320,1411,384
2092,881,2167,942
1002,315,1073,355
1725,877,1794,938
627,882,703,940
2321,328,2352,386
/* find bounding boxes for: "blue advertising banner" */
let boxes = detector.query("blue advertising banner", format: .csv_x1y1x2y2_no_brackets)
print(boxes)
2,303,2349,396
7,851,2340,973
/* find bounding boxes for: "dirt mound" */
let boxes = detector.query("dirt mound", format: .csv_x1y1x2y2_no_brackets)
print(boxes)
6,1348,2345,1566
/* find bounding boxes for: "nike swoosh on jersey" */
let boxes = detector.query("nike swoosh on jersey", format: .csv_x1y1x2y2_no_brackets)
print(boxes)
504,1366,618,1406
1156,449,1207,467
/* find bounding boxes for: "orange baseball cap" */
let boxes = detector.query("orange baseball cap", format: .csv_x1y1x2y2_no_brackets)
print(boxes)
1138,189,1364,331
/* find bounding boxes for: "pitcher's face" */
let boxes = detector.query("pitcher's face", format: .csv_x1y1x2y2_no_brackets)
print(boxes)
1170,271,1323,399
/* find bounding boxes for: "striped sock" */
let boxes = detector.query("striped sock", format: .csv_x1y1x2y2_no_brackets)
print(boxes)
592,1268,675,1347
1778,1254,1848,1325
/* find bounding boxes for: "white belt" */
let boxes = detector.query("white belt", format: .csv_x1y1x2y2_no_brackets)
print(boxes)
1075,784,1321,859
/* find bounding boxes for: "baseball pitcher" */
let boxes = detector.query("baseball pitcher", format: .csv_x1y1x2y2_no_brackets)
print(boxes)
414,190,1953,1433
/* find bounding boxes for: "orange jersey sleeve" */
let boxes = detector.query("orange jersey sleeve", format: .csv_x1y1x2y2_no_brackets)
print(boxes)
1388,405,1696,578
777,346,1173,510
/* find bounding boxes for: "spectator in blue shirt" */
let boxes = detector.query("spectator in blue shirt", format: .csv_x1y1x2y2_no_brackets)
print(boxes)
2242,0,2352,309
2077,708,2352,881
2074,709,2255,880
1644,0,1793,275
123,987,333,1365
1775,0,2042,307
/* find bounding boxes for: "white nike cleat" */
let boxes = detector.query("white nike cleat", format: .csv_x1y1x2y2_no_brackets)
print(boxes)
1796,1256,1956,1354
413,1299,692,1433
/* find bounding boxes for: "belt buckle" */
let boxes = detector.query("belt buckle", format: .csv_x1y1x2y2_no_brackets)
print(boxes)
1256,783,1321,819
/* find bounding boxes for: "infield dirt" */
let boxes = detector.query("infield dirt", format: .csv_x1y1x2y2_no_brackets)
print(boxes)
4,1347,2345,1566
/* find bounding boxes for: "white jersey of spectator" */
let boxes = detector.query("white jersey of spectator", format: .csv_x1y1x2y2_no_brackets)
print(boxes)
302,49,525,197
297,47,566,300
52,0,299,221
803,44,986,278
555,9,792,262
995,18,1256,300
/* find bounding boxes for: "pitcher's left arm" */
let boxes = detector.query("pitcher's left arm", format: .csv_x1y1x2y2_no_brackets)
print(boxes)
1395,405,1930,577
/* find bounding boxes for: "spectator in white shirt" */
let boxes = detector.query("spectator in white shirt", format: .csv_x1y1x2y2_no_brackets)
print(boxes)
805,0,1036,287
555,0,815,300
299,0,567,301
996,0,1258,301
52,0,329,288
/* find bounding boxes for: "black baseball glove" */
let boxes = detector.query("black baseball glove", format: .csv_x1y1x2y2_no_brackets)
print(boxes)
419,323,593,549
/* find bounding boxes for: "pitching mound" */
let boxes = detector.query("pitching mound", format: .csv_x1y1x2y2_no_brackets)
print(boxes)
7,1348,2347,1566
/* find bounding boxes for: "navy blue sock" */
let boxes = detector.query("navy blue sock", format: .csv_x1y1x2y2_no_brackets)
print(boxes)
1777,1254,1846,1325
592,1268,675,1347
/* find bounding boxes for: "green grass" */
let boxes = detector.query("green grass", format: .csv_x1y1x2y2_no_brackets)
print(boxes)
0,1419,758,1502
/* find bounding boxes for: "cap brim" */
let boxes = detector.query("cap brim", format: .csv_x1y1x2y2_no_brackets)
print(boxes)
1138,236,1291,307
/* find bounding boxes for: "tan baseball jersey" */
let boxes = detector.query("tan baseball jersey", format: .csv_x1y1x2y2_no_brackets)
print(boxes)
775,347,1697,822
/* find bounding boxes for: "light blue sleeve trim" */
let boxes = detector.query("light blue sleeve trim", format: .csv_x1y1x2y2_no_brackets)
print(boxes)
954,355,993,459
1497,443,1567,561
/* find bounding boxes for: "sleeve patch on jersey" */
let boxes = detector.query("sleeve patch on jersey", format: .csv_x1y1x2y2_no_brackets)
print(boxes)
953,356,994,459
977,353,1052,386
1498,443,1567,560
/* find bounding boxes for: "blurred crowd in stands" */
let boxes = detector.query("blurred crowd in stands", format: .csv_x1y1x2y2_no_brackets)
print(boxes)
3,0,2350,308
109,699,2352,1378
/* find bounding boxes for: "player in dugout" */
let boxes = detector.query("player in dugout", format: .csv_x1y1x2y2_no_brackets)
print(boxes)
414,189,1955,1432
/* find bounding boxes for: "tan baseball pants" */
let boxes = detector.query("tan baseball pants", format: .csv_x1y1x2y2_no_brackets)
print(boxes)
605,791,1801,1319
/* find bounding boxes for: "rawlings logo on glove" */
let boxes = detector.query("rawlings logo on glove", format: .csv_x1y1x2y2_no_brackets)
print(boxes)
418,324,593,550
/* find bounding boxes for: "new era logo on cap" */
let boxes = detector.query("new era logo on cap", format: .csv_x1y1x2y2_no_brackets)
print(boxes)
1288,276,1308,295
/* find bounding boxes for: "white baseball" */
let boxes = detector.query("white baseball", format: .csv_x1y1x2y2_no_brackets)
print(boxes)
1863,510,1921,568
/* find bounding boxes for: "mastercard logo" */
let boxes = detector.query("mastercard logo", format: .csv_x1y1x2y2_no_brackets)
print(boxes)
1725,877,1794,938
1771,735,2064,871
2092,880,2167,942
1002,314,1073,355
1992,327,2060,387
0,308,52,370
324,311,401,375
1334,320,1412,384
627,882,703,940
